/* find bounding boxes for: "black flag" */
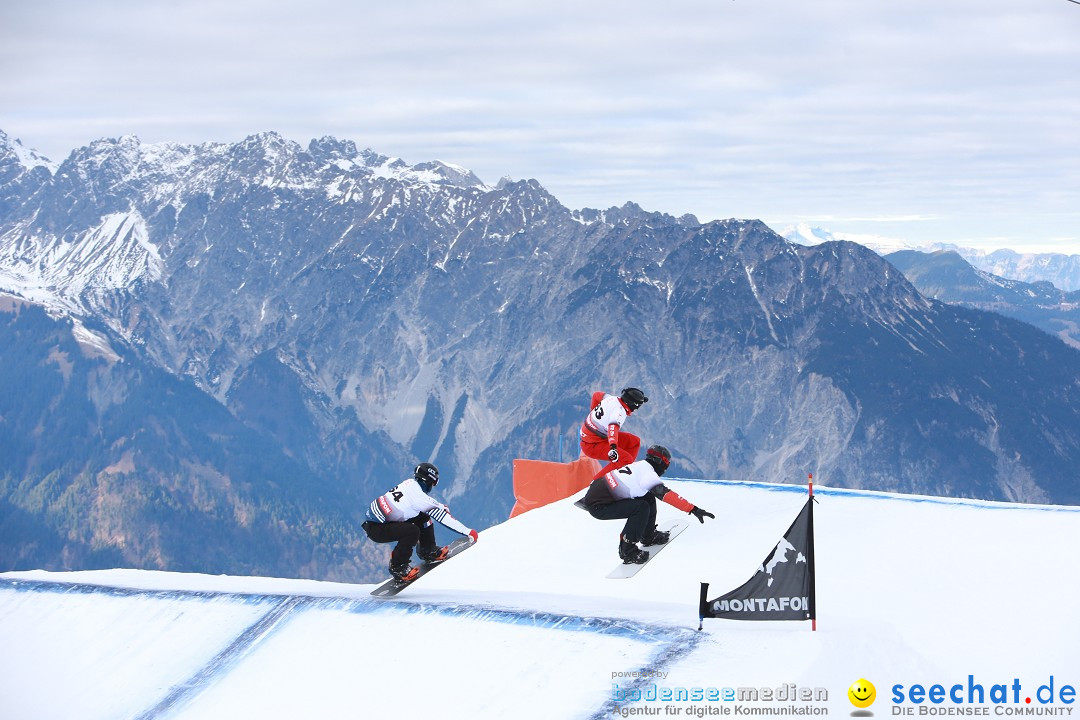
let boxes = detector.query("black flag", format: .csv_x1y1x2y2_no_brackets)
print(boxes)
699,497,816,622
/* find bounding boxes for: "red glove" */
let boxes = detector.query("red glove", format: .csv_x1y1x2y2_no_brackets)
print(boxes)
469,529,479,543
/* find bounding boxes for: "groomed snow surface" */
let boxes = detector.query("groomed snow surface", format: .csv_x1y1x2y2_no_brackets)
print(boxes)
3,479,1079,720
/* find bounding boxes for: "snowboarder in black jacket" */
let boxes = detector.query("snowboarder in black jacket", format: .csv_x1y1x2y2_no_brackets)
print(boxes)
579,445,714,563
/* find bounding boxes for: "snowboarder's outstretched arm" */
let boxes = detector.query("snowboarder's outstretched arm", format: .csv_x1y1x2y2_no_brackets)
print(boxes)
426,502,479,541
648,483,714,522
370,476,479,541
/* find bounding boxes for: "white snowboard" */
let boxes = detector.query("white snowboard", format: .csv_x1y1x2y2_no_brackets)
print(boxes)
606,519,689,579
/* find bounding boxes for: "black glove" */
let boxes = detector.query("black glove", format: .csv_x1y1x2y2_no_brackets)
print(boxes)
607,445,619,462
690,506,715,523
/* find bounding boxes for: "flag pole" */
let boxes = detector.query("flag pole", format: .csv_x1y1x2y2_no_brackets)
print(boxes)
808,473,817,632
698,582,709,631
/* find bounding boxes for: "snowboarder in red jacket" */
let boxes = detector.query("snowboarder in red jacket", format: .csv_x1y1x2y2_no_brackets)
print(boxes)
579,387,648,479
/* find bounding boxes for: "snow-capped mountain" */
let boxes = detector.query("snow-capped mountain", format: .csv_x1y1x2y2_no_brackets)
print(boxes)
3,130,1080,583
0,129,56,174
0,210,163,313
885,249,1080,350
780,223,1080,291
779,223,931,256
960,247,1080,294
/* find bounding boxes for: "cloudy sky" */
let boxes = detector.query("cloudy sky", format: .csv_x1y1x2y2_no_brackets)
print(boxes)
2,0,1078,252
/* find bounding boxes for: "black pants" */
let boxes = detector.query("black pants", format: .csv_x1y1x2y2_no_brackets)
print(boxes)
362,513,436,566
587,494,657,544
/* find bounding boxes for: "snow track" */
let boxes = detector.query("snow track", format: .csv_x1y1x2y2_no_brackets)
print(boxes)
0,577,699,720
3,480,1079,719
135,595,306,720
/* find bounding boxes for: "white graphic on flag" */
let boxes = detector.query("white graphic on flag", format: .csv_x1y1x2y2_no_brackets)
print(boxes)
757,538,806,587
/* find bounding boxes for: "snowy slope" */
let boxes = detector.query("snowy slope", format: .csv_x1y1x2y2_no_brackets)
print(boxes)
0,129,56,172
2,480,1078,719
0,211,164,313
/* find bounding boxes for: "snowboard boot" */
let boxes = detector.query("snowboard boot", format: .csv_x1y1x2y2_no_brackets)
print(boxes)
389,560,419,583
618,535,649,564
642,526,670,546
418,544,450,563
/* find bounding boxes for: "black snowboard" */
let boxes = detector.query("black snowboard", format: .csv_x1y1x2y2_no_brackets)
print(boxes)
370,536,474,597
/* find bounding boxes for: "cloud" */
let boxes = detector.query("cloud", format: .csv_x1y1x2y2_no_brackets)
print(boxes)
797,215,940,224
1,0,1078,251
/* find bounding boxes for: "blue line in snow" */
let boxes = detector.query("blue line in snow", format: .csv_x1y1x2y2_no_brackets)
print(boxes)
586,629,707,720
208,592,694,646
0,578,692,643
667,476,1080,512
360,598,695,644
134,596,305,720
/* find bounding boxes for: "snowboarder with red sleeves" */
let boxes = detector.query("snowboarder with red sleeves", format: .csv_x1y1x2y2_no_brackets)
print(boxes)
579,445,715,564
362,463,479,582
580,387,648,479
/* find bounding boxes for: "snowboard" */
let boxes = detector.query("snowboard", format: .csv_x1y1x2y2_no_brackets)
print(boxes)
370,536,474,598
606,519,688,579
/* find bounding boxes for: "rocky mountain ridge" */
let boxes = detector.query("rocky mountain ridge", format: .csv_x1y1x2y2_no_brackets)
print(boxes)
3,130,1079,581
885,249,1080,349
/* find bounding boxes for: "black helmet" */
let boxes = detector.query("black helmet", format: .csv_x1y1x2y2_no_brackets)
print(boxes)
620,387,648,411
644,445,671,475
414,462,439,492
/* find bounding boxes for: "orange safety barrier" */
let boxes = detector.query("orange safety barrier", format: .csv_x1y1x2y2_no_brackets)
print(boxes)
509,456,602,518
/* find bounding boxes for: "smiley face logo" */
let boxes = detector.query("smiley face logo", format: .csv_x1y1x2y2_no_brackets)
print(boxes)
848,678,876,709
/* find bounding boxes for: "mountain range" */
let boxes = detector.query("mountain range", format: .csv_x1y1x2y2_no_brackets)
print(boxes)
884,249,1080,350
2,129,1079,582
781,223,1080,291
